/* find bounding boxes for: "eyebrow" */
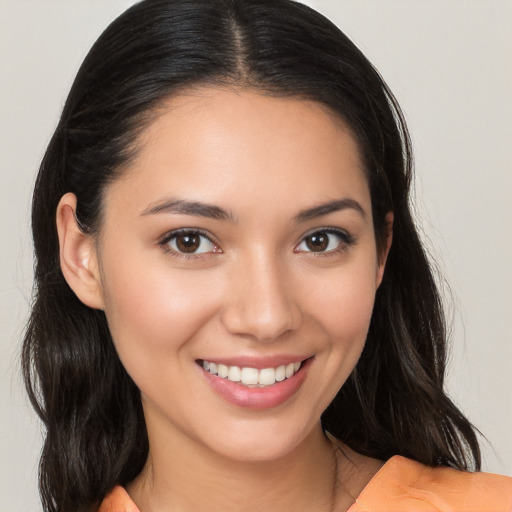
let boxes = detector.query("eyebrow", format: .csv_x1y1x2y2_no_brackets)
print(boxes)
140,197,366,223
294,198,366,222
140,198,236,222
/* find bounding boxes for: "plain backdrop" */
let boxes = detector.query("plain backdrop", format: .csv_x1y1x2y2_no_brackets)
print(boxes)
1,1,510,510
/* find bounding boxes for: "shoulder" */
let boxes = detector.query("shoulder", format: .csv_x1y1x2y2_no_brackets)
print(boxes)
97,486,140,512
349,455,512,512
96,459,512,512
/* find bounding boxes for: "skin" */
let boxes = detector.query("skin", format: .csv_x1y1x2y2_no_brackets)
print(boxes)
57,88,392,511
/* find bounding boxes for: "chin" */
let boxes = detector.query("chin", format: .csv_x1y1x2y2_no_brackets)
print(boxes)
197,417,320,463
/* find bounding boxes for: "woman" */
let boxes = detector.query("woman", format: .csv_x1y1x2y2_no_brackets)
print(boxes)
22,0,511,511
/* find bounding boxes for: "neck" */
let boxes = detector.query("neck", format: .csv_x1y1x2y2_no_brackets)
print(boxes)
128,421,338,512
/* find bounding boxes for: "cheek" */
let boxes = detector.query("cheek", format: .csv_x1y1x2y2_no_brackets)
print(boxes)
331,283,375,339
100,250,219,366
303,259,378,390
306,260,378,340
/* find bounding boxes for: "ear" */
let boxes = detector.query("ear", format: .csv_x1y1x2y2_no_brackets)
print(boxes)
376,211,394,288
56,193,105,309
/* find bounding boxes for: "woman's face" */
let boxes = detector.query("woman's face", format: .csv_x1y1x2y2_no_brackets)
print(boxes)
94,88,389,461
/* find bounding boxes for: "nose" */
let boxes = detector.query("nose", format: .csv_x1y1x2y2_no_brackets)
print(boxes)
220,254,302,343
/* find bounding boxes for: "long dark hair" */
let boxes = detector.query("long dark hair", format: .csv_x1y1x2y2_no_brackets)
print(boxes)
22,1,481,510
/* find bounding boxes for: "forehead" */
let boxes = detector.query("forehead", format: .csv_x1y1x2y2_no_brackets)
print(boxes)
106,87,370,220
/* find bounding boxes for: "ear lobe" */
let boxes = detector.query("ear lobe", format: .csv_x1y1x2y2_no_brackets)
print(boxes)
376,211,394,288
56,193,105,309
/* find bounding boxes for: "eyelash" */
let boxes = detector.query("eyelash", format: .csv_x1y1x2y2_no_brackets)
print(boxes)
158,228,356,259
295,228,356,256
158,229,220,260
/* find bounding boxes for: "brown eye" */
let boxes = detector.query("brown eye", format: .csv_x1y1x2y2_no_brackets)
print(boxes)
166,231,217,254
305,232,329,252
176,233,201,253
296,229,353,254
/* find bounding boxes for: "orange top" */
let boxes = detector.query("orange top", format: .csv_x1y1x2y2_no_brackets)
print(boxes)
97,456,512,512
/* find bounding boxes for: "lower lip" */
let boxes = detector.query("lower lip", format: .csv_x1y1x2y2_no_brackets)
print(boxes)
199,358,312,410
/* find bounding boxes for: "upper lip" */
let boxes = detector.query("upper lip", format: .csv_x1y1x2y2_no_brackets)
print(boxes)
197,355,311,369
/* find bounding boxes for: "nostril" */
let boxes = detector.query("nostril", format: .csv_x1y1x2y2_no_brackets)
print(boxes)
220,309,301,343
219,270,302,342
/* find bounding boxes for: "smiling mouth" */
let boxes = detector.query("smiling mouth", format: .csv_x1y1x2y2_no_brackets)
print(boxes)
198,359,304,387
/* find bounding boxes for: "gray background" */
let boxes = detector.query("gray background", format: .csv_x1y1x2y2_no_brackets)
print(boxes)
1,1,510,510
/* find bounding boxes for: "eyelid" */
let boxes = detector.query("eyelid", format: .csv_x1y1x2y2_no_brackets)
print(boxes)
157,226,355,258
294,227,355,254
158,228,222,258
158,227,216,244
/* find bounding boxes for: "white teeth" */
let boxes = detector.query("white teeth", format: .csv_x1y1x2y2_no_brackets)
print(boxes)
241,367,259,385
217,364,229,378
227,366,241,382
258,368,276,385
202,359,304,387
275,365,286,382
